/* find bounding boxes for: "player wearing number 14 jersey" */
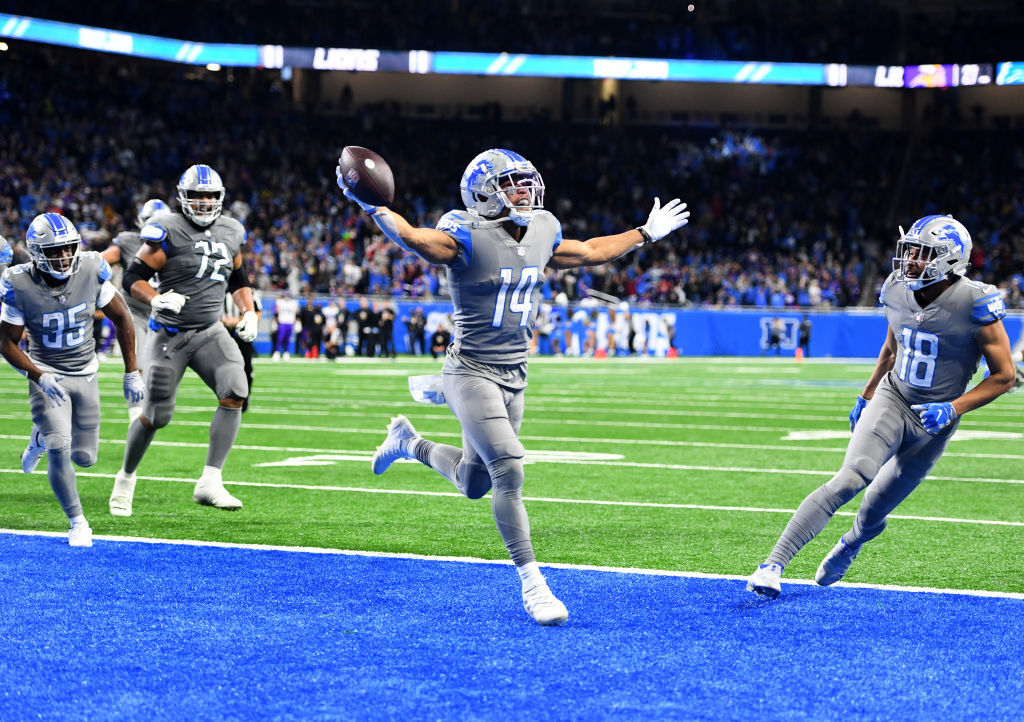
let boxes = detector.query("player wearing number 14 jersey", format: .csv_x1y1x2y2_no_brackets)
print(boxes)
109,164,259,516
340,148,690,625
747,215,1015,599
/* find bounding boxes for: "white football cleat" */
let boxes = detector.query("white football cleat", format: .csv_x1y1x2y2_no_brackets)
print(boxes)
109,470,137,517
68,519,93,547
371,415,419,475
746,562,784,599
193,480,243,510
21,427,45,474
522,582,569,626
815,538,860,586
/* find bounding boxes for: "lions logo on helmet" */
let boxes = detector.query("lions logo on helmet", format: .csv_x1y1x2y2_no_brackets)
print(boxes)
137,198,170,229
26,212,82,280
892,214,973,290
460,149,545,223
177,164,225,227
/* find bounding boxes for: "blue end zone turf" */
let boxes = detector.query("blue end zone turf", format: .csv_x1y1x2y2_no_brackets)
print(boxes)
1,533,1022,720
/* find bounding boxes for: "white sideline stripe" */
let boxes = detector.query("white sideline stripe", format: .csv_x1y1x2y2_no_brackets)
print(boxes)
2,528,1021,601
2,469,1022,526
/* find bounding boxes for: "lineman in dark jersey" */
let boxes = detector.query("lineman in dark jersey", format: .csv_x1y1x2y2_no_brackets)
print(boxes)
109,164,259,516
101,198,169,423
341,148,690,625
748,215,1015,598
1,213,143,546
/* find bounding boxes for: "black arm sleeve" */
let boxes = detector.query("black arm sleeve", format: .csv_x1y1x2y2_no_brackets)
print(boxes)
122,258,158,294
227,264,252,294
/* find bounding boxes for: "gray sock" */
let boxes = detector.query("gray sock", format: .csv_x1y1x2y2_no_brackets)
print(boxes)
47,448,82,518
767,485,847,566
205,406,242,469
122,417,156,474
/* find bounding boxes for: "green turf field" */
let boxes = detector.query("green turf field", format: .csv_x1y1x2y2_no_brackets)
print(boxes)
2,356,1021,593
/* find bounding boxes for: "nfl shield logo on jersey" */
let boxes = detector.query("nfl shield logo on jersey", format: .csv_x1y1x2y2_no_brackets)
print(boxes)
517,247,526,256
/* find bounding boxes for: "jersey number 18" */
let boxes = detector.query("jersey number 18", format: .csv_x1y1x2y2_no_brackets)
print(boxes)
898,327,939,388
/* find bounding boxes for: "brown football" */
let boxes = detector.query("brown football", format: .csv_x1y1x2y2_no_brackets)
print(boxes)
339,145,395,206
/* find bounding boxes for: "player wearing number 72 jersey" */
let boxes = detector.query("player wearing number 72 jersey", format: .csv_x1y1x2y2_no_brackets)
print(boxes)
342,148,690,625
747,215,1015,599
109,164,259,516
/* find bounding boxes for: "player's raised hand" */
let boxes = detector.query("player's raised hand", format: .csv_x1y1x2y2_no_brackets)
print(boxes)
911,402,957,435
639,197,690,243
342,186,380,215
151,290,188,314
235,310,259,343
849,395,867,432
123,370,145,404
37,372,67,407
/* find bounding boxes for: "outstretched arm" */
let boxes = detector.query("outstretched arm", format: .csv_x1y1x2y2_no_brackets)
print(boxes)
342,187,458,265
548,197,689,270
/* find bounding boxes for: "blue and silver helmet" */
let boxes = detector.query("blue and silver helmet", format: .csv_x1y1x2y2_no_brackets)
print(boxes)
26,212,82,279
893,214,972,290
177,164,225,226
137,198,170,229
460,149,544,221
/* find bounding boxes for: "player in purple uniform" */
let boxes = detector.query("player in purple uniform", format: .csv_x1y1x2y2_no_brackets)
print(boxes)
747,215,1015,598
342,148,690,625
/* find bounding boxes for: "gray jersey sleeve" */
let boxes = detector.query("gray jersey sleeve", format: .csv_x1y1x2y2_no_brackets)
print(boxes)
883,273,1006,405
1,253,112,374
141,213,245,330
439,210,562,366
0,236,11,277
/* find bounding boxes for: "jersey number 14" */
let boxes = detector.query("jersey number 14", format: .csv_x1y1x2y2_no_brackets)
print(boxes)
492,267,539,328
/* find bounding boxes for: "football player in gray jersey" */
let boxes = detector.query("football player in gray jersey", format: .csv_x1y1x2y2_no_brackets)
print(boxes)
109,165,259,516
101,198,169,422
341,148,690,625
0,213,143,547
748,215,1015,599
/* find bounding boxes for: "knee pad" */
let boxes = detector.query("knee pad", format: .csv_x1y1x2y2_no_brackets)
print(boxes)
41,431,70,453
216,364,249,401
459,461,493,500
71,449,97,467
148,365,177,401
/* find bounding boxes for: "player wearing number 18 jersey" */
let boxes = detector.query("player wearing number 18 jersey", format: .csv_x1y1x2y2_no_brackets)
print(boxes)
747,215,1015,599
341,148,690,625
109,164,259,516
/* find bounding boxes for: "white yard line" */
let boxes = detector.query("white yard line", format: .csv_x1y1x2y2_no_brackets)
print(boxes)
1,468,1022,525
2,527,1021,601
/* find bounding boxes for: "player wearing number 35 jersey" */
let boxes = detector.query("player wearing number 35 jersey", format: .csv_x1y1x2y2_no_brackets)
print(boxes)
1,213,142,547
747,215,1015,599
341,148,690,625
109,164,259,516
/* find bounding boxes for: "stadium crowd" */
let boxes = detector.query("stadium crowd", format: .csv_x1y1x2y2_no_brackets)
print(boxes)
1,47,1023,311
5,0,1023,65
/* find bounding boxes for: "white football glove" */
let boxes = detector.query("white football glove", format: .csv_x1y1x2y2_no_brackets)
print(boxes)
639,197,690,243
37,372,67,408
235,310,259,343
151,290,188,314
123,370,145,404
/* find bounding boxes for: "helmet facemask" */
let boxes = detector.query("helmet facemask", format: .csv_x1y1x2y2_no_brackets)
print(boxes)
34,241,81,279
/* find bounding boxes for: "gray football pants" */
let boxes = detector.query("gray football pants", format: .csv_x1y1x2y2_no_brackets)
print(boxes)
413,372,534,566
28,373,101,519
767,383,954,567
143,323,248,427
